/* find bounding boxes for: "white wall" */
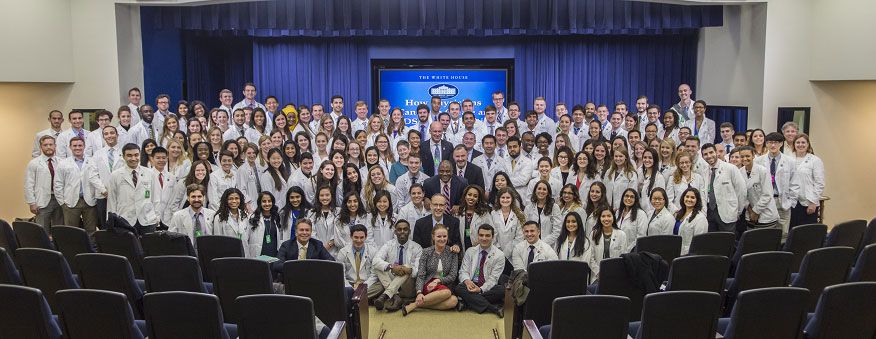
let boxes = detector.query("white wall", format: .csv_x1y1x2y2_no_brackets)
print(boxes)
810,0,876,80
68,0,126,110
0,0,74,82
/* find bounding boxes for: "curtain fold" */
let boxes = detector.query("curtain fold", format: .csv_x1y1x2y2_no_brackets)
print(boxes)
148,0,722,37
707,106,749,132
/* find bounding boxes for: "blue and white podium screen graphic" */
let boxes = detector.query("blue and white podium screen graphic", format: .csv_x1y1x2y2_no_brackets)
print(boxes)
378,69,508,126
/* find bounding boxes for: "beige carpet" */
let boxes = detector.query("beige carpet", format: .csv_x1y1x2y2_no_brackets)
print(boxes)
367,307,506,339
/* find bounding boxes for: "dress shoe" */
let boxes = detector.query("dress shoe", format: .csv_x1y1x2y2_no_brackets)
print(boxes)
385,295,402,312
374,294,388,311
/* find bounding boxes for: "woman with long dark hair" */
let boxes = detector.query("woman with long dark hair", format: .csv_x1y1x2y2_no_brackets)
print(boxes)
309,185,342,256
488,171,523,207
605,148,639,209
456,185,493,250
675,187,707,255
170,160,211,211
490,187,526,258
616,188,647,252
247,191,283,258
279,186,311,241
590,206,628,272
140,139,158,167
211,188,249,250
259,148,290,209
637,148,665,214
584,182,610,231
556,212,593,274
338,191,368,230
524,180,562,248
365,190,396,248
568,151,598,198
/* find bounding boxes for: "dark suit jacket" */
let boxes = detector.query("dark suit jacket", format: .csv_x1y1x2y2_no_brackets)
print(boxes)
413,214,462,250
455,162,485,190
419,139,454,176
272,238,335,276
423,175,468,209
469,149,483,162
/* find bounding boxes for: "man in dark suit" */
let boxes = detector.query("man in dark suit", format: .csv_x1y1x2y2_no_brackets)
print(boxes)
419,121,454,176
423,160,468,211
413,193,462,254
451,145,485,190
272,218,334,278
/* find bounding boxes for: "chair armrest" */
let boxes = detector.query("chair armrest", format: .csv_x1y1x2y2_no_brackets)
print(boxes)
326,321,347,339
351,283,369,339
522,320,543,339
504,285,515,339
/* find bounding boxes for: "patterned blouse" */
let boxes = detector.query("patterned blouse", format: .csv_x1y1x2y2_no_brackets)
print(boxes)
415,246,460,291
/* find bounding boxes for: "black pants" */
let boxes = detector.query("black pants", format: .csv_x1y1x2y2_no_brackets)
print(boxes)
706,205,736,233
454,275,508,313
790,203,819,228
95,198,108,230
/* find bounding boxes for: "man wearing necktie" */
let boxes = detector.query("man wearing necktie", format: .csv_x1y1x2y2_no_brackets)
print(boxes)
339,225,378,294
454,224,507,317
422,161,468,216
755,132,799,239
419,121,452,176
452,145,485,190
372,221,422,312
512,221,558,271
25,135,64,231
272,219,335,278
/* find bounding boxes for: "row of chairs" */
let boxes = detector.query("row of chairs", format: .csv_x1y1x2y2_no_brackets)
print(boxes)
503,241,876,338
524,282,876,339
1,247,369,338
0,284,346,339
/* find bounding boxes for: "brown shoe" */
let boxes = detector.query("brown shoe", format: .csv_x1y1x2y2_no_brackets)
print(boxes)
385,295,402,312
374,294,389,311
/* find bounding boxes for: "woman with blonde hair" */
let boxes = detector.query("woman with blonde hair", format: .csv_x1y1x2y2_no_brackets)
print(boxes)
159,115,181,148
658,138,677,175
166,138,191,179
490,187,526,258
666,151,705,212
403,224,459,316
605,148,639,209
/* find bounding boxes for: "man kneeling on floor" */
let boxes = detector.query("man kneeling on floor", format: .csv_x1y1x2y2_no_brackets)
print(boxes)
454,224,506,318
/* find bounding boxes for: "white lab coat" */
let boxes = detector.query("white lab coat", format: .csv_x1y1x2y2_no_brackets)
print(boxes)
169,207,216,243
641,208,675,237
491,209,525,259
53,157,106,207
523,203,562,248
682,117,716,145
665,173,706,213
743,164,779,224
605,170,639,210
677,212,708,255
91,145,124,189
337,244,378,288
362,213,393,248
32,128,61,158
472,154,509,193
458,211,495,248
208,169,238,210
707,161,749,223
616,208,648,252
511,239,558,271
308,209,345,257
210,212,249,255
373,239,424,277
107,166,162,226
235,162,260,212
152,168,177,226
636,169,666,214
591,230,629,274
792,154,825,207
459,245,506,291
508,155,534,195
754,154,799,210
55,128,86,159
398,202,430,227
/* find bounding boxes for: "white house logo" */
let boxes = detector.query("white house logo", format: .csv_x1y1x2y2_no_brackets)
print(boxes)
429,84,458,99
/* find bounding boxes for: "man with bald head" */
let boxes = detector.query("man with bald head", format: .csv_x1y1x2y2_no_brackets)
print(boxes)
413,191,462,253
671,83,694,124
419,121,454,176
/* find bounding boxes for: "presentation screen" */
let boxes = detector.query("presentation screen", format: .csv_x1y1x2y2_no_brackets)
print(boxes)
372,59,513,126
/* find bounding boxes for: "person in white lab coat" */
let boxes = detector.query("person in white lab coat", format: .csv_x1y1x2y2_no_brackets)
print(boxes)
700,143,748,233
107,143,162,234
55,110,88,159
754,132,799,239
524,180,563,248
555,212,595,281
605,148,640,210
453,224,507,317
210,188,249,253
490,188,526,260
207,151,238,210
789,134,825,227
642,188,675,237
92,126,124,229
738,146,779,230
511,221,558,271
682,100,716,145
148,147,177,228
308,185,344,258
169,184,216,246
371,220,423,312
674,188,708,255
456,185,495,251
53,137,107,233
590,206,629,273
615,188,647,252
31,110,64,158
245,191,283,259
637,148,666,214
337,224,378,295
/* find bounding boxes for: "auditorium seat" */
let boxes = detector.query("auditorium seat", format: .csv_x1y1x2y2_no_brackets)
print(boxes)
528,295,630,339
782,224,827,273
236,294,345,339
15,248,80,312
717,287,809,339
510,260,590,338
13,221,55,250
0,219,19,255
791,246,856,311
56,289,146,339
0,284,62,339
730,228,782,275
0,247,22,285
284,260,368,339
596,257,646,321
144,291,237,339
51,226,95,271
859,218,876,257
825,219,866,250
73,253,145,319
211,258,273,323
196,235,245,283
666,255,729,295
848,244,876,282
93,230,145,279
635,235,682,266
687,231,735,257
140,231,195,257
724,251,793,313
142,255,210,293
628,291,721,339
803,282,876,339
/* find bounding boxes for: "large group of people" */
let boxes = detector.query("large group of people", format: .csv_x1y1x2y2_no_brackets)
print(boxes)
23,82,826,316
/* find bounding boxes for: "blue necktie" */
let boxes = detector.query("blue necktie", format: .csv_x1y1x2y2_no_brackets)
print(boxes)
770,157,779,193
397,245,405,265
433,144,441,173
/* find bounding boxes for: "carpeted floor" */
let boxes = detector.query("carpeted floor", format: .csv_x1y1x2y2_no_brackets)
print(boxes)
367,307,505,339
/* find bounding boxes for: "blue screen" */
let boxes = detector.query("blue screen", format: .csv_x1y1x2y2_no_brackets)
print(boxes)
378,69,508,126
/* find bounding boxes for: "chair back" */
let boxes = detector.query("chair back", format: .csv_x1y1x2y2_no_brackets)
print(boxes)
688,232,735,257
524,260,590,327
211,258,274,323
803,282,876,339
635,235,682,266
791,246,856,311
722,287,809,339
635,291,722,339
15,248,79,312
0,285,63,339
0,247,22,285
782,224,827,273
196,236,245,282
56,289,145,339
142,255,207,293
93,230,144,279
859,218,876,257
51,226,95,271
729,251,793,294
731,228,782,271
144,291,230,339
597,257,645,321
666,255,729,294
13,221,54,250
236,294,319,339
825,219,866,249
284,260,348,325
74,253,144,318
140,231,195,257
0,219,19,253
549,295,630,339
849,244,876,282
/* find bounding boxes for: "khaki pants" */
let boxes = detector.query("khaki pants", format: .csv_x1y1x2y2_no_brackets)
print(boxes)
374,269,416,298
61,198,99,234
775,200,791,240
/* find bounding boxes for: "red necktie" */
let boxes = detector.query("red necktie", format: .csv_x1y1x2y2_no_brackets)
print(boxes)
476,250,487,286
159,173,164,189
443,182,451,212
47,158,55,183
132,170,138,187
